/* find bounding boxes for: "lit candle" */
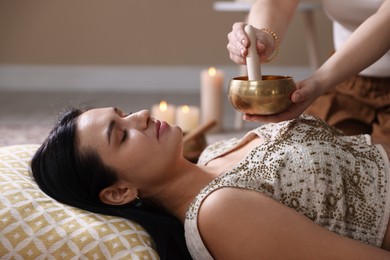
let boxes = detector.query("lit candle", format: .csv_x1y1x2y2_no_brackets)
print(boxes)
176,105,200,133
201,67,224,132
151,100,175,124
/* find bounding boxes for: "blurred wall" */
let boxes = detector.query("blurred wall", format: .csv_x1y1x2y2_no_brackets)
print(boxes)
0,0,332,67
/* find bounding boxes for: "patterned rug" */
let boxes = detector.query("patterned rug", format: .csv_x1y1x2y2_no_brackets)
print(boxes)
0,124,51,147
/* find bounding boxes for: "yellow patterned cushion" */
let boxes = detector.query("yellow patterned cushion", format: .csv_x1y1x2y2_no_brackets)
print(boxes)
0,145,159,259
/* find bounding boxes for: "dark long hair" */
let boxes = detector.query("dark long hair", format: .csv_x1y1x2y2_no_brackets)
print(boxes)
31,108,192,259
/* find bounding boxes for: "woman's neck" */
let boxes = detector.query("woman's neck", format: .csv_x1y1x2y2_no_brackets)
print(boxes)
150,160,220,222
149,136,263,222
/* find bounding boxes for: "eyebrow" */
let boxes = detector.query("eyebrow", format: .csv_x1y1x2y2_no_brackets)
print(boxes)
106,107,119,145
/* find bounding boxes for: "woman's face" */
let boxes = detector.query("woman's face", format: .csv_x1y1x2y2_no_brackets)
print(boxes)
76,107,184,194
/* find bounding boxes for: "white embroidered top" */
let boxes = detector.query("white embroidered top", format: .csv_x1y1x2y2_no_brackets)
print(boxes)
184,115,390,260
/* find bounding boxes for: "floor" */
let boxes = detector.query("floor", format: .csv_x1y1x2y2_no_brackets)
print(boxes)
0,90,258,146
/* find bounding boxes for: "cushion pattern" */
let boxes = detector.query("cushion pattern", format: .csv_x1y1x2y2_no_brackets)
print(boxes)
0,145,158,259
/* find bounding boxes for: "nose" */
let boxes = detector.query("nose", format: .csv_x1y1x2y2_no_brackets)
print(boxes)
127,110,150,130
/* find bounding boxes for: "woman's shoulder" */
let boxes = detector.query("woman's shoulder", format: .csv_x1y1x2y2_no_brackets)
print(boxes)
197,187,285,240
196,187,269,258
195,187,316,258
195,186,390,259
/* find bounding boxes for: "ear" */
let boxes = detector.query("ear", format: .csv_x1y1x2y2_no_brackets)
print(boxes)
99,182,138,205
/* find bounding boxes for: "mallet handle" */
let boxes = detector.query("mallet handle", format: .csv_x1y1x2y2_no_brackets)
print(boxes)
244,25,262,81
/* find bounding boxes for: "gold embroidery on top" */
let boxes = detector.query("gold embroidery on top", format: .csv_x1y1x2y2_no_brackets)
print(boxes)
187,115,388,247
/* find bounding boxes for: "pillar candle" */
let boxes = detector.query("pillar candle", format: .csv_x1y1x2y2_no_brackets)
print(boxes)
176,105,200,133
151,100,175,124
200,67,224,132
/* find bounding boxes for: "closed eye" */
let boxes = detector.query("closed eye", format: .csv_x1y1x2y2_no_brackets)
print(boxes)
121,128,128,143
122,111,132,117
114,107,132,118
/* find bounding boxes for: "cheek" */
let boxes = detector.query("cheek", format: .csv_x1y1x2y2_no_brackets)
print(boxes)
118,146,158,182
119,130,183,185
158,131,183,163
120,161,162,189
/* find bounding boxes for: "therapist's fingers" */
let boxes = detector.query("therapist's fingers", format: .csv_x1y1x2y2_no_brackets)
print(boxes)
232,22,249,48
227,22,249,64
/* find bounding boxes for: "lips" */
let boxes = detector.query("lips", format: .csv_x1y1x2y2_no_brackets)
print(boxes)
155,120,161,138
155,120,168,139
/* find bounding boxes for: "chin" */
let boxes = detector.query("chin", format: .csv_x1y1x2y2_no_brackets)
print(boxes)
172,125,184,137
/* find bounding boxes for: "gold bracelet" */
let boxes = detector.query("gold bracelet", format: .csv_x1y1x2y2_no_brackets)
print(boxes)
261,28,279,62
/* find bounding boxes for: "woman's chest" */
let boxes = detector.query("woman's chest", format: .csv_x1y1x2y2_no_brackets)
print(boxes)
206,138,263,175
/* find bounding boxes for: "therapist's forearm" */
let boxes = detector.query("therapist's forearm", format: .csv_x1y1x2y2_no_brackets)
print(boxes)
312,0,390,93
247,0,299,42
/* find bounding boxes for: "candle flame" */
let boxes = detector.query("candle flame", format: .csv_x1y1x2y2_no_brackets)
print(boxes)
208,67,216,77
159,100,168,111
181,105,190,114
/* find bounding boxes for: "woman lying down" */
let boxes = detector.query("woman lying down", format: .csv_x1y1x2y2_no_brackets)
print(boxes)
31,107,390,259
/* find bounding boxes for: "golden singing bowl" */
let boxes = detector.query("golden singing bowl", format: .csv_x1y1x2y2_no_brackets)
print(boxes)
228,75,296,115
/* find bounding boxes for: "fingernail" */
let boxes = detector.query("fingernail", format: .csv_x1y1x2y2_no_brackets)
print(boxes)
293,93,301,102
259,43,265,51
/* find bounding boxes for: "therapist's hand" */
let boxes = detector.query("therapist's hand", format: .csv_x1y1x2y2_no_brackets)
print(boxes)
227,22,275,65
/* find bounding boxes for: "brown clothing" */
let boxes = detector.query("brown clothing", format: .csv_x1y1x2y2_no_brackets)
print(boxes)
305,75,390,140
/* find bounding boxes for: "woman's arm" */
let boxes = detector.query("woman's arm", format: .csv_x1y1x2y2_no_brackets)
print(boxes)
198,187,390,259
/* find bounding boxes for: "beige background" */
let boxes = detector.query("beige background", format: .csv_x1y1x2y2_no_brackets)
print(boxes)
0,0,332,67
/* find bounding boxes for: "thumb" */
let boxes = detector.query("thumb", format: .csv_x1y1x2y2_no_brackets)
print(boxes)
291,79,319,103
291,89,304,103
